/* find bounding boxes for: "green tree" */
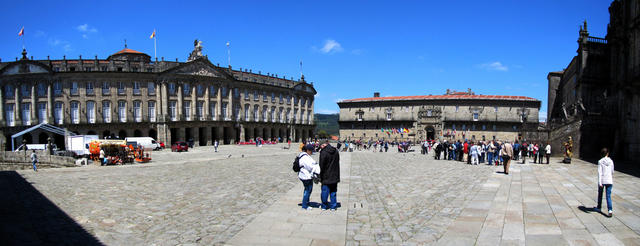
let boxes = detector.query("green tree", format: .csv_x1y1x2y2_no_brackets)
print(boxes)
317,130,330,139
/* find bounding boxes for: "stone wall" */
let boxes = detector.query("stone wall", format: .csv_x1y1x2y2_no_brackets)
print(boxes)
0,150,76,171
549,120,582,158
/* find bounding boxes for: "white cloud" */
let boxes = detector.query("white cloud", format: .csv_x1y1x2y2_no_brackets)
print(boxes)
351,49,364,55
76,24,97,33
76,24,97,39
317,109,338,114
334,98,345,103
319,39,343,54
479,61,508,71
49,38,73,52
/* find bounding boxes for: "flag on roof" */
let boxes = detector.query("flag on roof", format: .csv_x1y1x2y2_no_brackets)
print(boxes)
149,29,156,39
18,27,24,36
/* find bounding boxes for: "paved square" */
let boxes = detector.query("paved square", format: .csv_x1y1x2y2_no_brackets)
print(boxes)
6,145,640,245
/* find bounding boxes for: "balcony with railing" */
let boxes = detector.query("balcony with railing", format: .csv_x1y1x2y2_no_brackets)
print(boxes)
587,36,607,44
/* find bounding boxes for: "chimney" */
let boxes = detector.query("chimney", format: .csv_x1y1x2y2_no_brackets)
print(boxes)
446,89,450,95
373,92,380,98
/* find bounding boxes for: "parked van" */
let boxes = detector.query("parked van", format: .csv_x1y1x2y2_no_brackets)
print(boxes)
125,137,162,150
67,135,99,157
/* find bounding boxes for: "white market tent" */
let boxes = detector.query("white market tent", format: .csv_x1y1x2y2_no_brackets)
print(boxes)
10,123,76,151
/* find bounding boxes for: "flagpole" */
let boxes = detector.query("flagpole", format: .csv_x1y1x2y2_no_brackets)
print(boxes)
226,42,231,67
154,35,157,61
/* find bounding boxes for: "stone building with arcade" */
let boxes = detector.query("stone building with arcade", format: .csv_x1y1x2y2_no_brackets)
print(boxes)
0,41,316,150
337,90,541,143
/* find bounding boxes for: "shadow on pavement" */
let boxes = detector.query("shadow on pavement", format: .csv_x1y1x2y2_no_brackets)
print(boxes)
0,171,103,246
578,205,610,217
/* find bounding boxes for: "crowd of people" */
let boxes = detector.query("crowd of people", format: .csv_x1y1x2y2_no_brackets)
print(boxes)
429,139,552,168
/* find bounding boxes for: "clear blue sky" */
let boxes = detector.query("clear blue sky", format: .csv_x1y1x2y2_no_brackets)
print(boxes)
1,0,613,121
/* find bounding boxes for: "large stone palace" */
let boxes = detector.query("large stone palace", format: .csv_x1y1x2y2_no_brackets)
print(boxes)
0,41,316,150
337,89,541,143
547,0,639,162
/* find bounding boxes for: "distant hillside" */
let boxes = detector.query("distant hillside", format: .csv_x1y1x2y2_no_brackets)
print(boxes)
314,113,339,136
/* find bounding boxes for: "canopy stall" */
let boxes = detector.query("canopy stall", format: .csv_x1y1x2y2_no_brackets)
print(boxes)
10,123,76,151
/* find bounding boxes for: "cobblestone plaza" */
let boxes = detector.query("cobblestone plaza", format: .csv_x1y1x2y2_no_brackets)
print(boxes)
4,145,640,245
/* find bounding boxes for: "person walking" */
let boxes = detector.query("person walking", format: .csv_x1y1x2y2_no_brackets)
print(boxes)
501,141,513,174
596,148,614,217
214,140,219,152
297,144,319,210
545,142,551,164
319,140,340,211
30,150,38,172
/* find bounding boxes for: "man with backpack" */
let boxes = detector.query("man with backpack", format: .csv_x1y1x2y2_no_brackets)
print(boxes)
294,144,319,210
319,140,340,211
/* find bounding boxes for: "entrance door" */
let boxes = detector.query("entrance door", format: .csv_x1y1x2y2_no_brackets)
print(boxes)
426,127,435,140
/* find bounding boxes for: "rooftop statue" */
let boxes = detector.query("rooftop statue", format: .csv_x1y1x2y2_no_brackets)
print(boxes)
188,39,204,62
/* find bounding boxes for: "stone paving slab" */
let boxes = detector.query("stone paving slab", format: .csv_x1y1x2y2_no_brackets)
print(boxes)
7,145,640,245
227,152,351,246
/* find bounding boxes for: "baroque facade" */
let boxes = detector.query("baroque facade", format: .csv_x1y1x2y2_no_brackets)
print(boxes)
0,42,316,150
547,0,640,162
337,90,540,143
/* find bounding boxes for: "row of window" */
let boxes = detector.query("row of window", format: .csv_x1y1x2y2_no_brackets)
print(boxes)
450,124,518,131
4,83,313,108
4,101,312,126
3,82,156,98
52,66,152,73
3,101,156,126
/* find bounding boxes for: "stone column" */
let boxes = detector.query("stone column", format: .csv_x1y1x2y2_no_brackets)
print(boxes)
191,84,197,120
177,83,183,121
204,85,210,119
155,82,162,120
309,98,314,124
161,82,168,122
31,84,36,124
228,87,233,120
14,86,21,125
239,124,245,142
216,86,222,120
47,83,53,123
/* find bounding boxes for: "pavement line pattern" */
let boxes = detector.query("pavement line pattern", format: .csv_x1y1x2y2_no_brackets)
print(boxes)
227,152,352,246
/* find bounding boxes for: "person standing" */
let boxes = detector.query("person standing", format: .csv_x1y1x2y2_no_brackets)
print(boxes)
463,141,469,164
531,143,539,164
470,142,479,165
30,150,38,172
214,140,219,152
319,140,340,211
545,142,551,164
501,141,513,174
596,148,614,217
520,142,528,164
298,144,319,210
